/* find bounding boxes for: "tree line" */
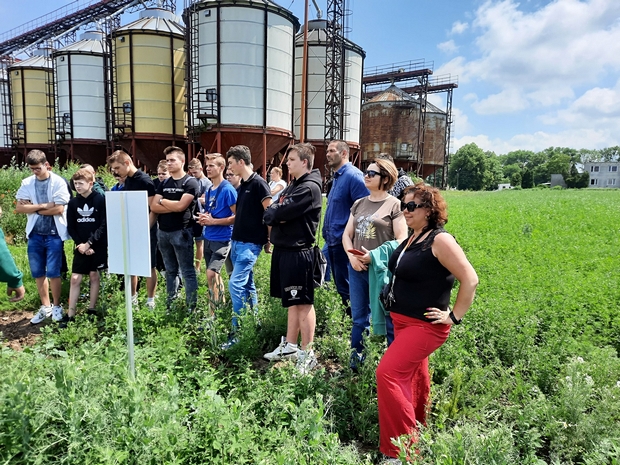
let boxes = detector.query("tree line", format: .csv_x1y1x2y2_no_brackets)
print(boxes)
446,143,620,190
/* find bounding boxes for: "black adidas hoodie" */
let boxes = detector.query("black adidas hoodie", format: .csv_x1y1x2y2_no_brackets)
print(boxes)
67,191,107,248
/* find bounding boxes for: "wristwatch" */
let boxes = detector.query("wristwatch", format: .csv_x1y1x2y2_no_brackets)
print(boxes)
449,311,462,325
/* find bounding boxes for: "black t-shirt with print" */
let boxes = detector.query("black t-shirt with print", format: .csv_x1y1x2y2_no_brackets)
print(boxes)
231,173,271,245
156,174,200,232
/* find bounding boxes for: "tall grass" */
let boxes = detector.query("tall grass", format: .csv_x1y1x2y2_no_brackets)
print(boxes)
1,188,620,464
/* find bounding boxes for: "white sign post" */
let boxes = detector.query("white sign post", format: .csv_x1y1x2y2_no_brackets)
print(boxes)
105,191,151,379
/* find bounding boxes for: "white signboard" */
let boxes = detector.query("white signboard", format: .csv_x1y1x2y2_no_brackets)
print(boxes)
105,191,151,277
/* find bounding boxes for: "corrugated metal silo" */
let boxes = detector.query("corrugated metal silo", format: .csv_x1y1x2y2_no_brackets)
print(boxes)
361,84,447,178
294,19,365,177
54,31,107,167
8,51,55,159
185,0,300,173
112,8,186,171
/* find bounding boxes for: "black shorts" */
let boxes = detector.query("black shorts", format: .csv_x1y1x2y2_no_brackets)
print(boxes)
270,247,315,308
72,248,107,275
204,239,230,273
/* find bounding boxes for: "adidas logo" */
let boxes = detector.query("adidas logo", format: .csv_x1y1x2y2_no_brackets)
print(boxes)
77,204,96,223
77,204,94,217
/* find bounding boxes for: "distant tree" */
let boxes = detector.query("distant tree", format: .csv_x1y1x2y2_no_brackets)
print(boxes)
498,150,535,167
565,163,590,188
510,172,522,187
522,168,534,188
483,153,504,190
503,163,522,180
547,153,571,178
599,146,620,162
448,143,488,190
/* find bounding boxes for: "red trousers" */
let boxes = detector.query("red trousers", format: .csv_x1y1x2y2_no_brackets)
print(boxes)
376,312,451,458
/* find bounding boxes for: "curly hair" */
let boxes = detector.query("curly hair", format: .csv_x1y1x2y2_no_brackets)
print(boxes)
401,182,448,228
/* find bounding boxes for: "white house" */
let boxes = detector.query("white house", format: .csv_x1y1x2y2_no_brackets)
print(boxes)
584,162,620,188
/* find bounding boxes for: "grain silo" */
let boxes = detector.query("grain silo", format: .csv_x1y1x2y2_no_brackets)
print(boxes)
111,8,186,171
184,0,300,173
8,50,56,160
53,31,107,167
294,19,365,177
361,84,447,178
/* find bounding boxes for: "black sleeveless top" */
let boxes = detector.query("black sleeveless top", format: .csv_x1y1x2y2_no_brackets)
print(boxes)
387,228,455,322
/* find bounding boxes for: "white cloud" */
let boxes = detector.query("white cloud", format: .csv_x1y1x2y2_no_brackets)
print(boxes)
451,0,620,99
453,127,615,154
437,40,458,54
471,88,529,114
450,21,469,35
541,79,620,128
435,56,469,82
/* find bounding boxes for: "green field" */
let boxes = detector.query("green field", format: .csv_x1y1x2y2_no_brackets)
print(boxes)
1,188,619,464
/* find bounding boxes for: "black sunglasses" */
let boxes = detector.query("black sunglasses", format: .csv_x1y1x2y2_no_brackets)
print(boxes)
401,201,426,212
364,169,382,178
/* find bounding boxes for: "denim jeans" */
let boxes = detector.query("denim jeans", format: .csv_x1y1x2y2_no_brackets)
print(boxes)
228,240,262,326
326,244,350,306
157,228,197,308
27,233,63,278
348,263,370,354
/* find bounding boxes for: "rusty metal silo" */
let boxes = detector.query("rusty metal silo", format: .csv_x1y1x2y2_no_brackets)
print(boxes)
361,84,447,179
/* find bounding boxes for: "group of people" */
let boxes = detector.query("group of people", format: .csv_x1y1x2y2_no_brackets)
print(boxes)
4,140,478,462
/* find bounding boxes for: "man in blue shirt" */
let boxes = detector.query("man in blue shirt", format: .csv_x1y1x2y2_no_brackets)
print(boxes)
322,140,369,311
198,154,237,306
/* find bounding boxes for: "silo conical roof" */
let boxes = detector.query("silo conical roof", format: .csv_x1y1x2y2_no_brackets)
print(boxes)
8,55,50,70
367,84,445,114
115,8,184,35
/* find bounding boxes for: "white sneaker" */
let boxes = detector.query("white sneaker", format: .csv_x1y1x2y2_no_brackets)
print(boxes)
30,305,52,324
131,294,138,306
263,336,300,361
296,349,317,375
146,299,155,309
51,305,64,322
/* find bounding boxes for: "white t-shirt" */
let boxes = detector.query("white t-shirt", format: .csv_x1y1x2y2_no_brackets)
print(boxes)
269,179,287,203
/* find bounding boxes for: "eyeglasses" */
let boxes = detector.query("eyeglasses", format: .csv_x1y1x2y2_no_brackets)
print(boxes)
401,201,426,212
364,169,382,178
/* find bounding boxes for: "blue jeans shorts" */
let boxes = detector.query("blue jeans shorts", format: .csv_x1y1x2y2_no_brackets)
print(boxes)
27,233,64,279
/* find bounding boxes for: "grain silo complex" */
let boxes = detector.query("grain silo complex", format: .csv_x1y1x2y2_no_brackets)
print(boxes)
53,31,107,167
294,19,365,176
184,0,300,172
8,51,56,160
111,8,186,171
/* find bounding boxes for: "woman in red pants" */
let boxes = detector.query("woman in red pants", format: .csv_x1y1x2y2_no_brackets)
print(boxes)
376,183,478,462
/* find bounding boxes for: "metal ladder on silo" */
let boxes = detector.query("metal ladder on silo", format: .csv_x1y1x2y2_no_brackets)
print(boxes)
45,46,59,159
0,57,13,151
184,0,201,147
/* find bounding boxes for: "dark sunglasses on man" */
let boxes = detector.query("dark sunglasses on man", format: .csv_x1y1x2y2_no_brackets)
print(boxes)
400,201,426,212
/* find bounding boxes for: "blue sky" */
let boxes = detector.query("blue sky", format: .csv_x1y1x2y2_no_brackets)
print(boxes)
2,0,620,155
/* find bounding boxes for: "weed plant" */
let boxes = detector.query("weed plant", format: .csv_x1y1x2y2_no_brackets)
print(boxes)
1,188,620,463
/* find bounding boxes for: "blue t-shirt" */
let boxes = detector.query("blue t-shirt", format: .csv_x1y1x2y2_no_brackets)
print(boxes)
323,163,369,246
32,177,56,236
203,180,237,242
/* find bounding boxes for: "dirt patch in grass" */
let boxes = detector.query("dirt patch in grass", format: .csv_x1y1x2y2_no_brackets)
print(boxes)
0,311,48,350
